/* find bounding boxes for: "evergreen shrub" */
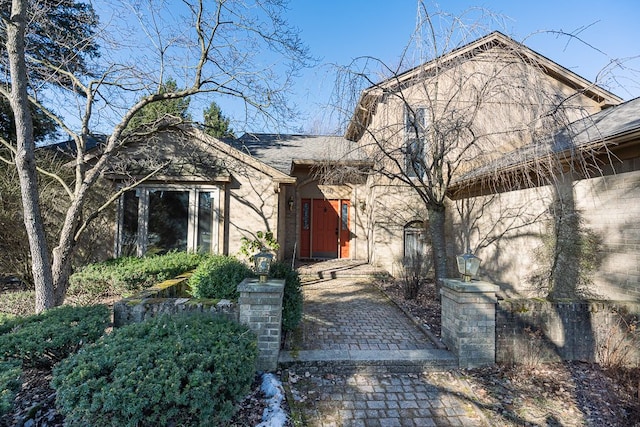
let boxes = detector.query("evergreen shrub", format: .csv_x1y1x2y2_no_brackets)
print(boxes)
188,255,252,300
0,305,109,367
68,251,205,304
0,291,35,317
269,262,303,332
52,315,257,427
0,360,21,416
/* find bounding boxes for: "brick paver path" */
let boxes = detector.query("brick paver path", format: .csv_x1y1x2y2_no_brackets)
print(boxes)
283,274,489,426
299,278,435,351
287,370,486,427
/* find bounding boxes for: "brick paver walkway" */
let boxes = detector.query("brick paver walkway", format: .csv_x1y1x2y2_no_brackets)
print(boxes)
281,267,489,426
300,278,435,351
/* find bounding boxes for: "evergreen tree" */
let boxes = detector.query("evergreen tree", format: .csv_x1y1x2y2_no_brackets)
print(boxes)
202,101,234,138
127,79,192,131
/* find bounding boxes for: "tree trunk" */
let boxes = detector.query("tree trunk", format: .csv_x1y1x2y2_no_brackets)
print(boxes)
51,197,86,306
6,0,55,312
427,202,447,293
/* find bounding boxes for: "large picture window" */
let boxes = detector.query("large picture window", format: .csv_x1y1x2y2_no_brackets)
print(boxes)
116,185,219,256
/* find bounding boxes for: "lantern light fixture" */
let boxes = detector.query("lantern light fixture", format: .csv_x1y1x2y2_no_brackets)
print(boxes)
456,251,481,282
253,249,274,283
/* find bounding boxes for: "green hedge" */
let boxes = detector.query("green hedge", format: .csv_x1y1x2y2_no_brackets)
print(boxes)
67,251,205,305
0,360,21,416
188,255,253,300
0,305,109,367
269,262,303,332
52,315,257,427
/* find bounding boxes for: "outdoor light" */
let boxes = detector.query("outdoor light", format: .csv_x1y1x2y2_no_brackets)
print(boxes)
288,196,294,211
254,249,274,283
456,252,481,282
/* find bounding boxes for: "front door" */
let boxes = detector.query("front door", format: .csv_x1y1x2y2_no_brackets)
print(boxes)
299,198,350,259
312,199,339,258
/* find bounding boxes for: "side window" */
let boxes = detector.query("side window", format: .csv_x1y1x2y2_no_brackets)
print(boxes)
341,202,349,230
405,138,425,178
302,201,310,230
405,107,427,136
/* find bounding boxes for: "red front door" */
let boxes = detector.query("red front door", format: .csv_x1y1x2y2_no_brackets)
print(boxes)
300,198,351,259
312,199,339,258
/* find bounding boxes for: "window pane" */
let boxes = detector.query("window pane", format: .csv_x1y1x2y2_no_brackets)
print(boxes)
197,192,213,253
302,201,310,230
405,138,425,177
341,202,348,231
121,190,139,256
148,190,189,254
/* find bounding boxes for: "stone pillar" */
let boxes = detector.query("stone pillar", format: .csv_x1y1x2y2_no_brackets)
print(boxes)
441,279,499,369
237,278,285,372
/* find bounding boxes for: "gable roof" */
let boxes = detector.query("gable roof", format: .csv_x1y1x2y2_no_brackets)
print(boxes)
104,126,296,184
345,31,624,141
230,133,369,174
448,96,640,198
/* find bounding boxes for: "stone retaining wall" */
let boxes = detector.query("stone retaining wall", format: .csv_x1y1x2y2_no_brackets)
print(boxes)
113,273,238,327
112,274,285,372
496,300,640,366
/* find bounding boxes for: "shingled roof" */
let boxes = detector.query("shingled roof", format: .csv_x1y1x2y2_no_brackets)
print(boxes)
230,133,369,175
449,97,640,197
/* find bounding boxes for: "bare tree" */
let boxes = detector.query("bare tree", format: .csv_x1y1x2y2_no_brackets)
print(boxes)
332,3,624,289
2,0,311,312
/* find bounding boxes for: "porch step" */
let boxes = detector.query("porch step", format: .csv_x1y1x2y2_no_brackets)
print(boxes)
278,349,458,374
296,261,390,281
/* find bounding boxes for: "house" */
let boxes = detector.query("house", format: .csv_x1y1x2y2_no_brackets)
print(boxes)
341,31,639,301
110,127,371,262
109,32,640,302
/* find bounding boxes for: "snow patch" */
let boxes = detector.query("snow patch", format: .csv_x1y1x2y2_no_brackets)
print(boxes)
255,373,288,427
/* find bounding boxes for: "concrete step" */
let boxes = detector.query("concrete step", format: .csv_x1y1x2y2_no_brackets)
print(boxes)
278,349,458,374
297,261,390,281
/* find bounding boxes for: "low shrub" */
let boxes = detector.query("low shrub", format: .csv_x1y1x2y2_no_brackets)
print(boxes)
269,262,303,332
0,291,35,317
67,251,205,304
188,255,253,300
52,315,258,427
0,305,109,367
0,360,21,416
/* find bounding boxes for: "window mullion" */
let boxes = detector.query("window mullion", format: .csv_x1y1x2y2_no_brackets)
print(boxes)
137,189,149,257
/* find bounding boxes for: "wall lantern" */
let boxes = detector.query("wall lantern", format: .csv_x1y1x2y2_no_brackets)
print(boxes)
288,196,294,211
456,252,481,282
254,249,274,283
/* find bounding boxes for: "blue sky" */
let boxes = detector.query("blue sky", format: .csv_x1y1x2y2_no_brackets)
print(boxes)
238,0,639,134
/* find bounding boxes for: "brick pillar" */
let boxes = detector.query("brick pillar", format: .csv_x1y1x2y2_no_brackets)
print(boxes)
237,278,285,372
441,279,499,368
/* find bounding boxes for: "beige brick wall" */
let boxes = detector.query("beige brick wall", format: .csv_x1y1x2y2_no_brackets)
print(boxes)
454,161,640,302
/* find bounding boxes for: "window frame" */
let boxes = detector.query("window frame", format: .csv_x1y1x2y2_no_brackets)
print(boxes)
115,184,220,257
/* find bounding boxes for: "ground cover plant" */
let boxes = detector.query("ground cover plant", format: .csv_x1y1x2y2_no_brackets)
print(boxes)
188,254,253,300
52,315,258,427
0,290,36,317
67,251,206,305
0,305,110,368
0,360,21,416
